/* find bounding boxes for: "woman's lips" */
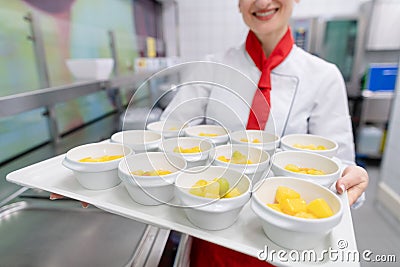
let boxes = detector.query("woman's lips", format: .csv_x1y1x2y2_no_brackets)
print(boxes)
252,8,278,21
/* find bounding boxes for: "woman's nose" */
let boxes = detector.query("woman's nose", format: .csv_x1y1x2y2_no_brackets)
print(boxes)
254,0,273,9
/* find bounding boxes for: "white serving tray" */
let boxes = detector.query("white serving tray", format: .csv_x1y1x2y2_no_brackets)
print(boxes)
7,154,359,267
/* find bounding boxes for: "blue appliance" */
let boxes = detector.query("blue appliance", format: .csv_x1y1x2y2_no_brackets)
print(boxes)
366,64,398,92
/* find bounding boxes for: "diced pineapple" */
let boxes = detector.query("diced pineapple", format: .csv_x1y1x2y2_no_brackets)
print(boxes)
199,132,218,137
204,181,220,197
156,170,172,176
280,198,307,215
132,169,172,176
285,164,325,175
173,146,201,153
284,164,300,172
275,186,301,204
306,169,325,175
224,187,241,198
213,178,230,196
267,203,282,213
293,143,327,150
307,198,334,218
194,179,208,186
189,186,205,197
231,151,253,164
217,156,230,162
240,138,249,142
189,180,208,197
105,155,124,161
252,138,261,143
294,211,317,219
79,155,123,162
204,192,220,199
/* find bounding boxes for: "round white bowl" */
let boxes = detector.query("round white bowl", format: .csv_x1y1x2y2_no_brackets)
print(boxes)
110,130,162,153
280,134,338,158
159,137,214,168
175,166,251,230
231,130,280,155
66,58,114,80
184,125,229,146
210,144,270,184
146,120,186,139
118,152,187,206
62,143,133,190
271,151,341,187
251,177,343,250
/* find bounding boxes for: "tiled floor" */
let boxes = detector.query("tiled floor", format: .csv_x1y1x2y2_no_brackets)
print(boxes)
1,113,399,266
351,164,400,266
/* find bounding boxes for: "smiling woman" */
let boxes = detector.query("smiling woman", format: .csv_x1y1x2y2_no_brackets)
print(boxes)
239,0,299,57
160,0,369,266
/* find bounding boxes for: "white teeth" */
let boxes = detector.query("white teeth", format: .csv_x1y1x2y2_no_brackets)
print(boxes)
255,10,276,17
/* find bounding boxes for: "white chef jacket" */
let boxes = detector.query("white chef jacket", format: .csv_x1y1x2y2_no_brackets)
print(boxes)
161,44,356,167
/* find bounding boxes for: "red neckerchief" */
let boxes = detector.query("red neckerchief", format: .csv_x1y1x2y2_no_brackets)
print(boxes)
245,28,294,130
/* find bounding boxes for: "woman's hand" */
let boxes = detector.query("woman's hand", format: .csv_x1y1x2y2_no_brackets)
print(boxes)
50,193,89,208
336,165,369,206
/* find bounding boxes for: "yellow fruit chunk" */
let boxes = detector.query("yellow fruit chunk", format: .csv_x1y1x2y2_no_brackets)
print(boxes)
189,180,220,199
284,164,300,172
306,169,325,175
284,164,325,175
224,187,241,198
189,178,242,198
189,180,208,197
267,186,334,219
217,151,253,164
173,146,202,153
267,203,282,213
293,144,327,150
307,198,334,218
194,179,208,186
79,155,123,162
294,211,317,219
189,187,204,197
155,170,173,176
280,198,307,215
131,169,172,176
205,181,220,196
213,178,230,196
217,156,230,162
231,151,253,164
275,186,301,204
240,138,261,143
199,132,219,137
168,127,178,130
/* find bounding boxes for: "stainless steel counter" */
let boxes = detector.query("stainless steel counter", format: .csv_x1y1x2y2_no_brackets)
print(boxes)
0,198,170,267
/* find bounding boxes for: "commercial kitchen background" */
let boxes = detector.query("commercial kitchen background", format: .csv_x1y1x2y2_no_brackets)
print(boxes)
0,0,399,266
